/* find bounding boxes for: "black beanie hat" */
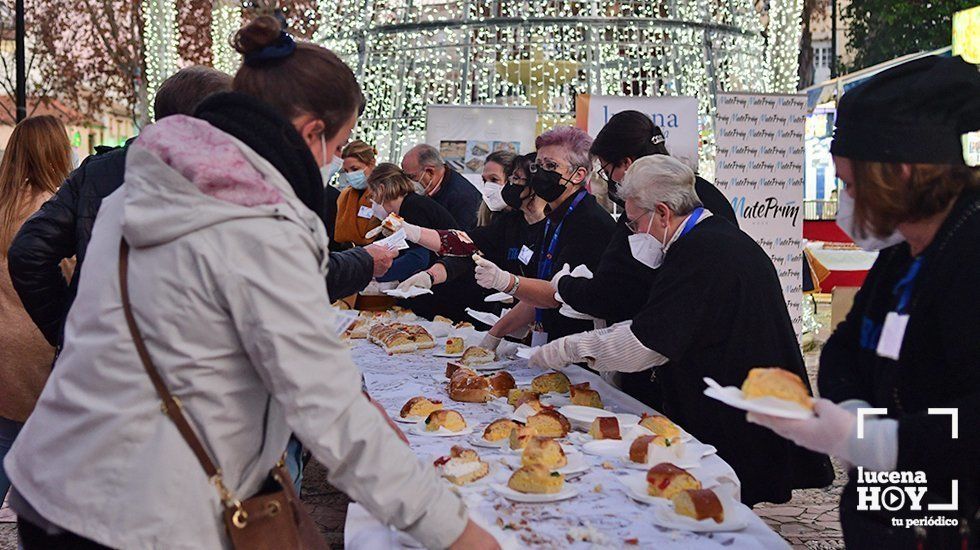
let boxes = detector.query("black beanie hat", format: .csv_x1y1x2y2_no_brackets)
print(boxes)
830,55,980,165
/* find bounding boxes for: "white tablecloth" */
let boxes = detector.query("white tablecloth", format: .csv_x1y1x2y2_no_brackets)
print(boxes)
344,340,789,549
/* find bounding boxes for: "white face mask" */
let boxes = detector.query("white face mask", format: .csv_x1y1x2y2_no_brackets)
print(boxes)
370,199,388,220
835,188,905,251
319,134,343,187
482,182,508,211
628,214,667,270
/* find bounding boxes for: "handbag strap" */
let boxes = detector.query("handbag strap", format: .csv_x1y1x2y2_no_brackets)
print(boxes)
118,238,239,505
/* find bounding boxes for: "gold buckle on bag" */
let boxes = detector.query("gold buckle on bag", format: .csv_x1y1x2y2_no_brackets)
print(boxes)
211,472,248,528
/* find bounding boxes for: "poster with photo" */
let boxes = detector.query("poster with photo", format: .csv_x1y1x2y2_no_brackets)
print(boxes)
427,105,537,185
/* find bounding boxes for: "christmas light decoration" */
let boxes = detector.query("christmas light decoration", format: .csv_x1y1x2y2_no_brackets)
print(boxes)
211,0,242,74
142,0,178,121
764,0,803,92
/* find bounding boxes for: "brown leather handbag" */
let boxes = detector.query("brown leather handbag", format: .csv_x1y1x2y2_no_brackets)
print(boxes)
118,239,328,550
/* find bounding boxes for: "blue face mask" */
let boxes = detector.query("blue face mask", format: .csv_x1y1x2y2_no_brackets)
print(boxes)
339,169,368,190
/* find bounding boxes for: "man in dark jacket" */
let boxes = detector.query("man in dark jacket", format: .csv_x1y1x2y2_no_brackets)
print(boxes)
9,66,388,347
401,144,482,230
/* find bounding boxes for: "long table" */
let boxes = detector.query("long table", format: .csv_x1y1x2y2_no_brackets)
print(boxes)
344,338,789,548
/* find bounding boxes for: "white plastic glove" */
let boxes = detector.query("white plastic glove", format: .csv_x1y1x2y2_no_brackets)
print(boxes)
400,221,422,243
528,335,581,370
479,333,502,351
549,263,572,290
473,255,515,292
396,271,432,292
747,398,854,459
497,340,520,360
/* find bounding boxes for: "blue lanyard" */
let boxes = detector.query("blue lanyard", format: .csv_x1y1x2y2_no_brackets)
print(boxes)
892,256,924,314
535,190,587,325
676,207,704,243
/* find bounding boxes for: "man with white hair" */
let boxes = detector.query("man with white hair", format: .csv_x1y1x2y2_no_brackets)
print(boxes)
530,155,834,507
402,144,482,230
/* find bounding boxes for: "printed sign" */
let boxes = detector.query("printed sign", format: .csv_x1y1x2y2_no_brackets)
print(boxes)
714,93,807,339
576,95,700,170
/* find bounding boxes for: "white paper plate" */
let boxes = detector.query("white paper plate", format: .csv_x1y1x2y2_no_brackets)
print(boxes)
383,287,433,299
484,292,513,303
503,452,591,476
652,494,751,532
581,439,629,457
703,377,814,420
540,393,571,407
408,424,474,437
470,435,509,449
491,483,579,503
630,424,695,443
465,308,501,326
393,415,424,424
618,472,725,506
558,406,640,431
432,351,464,358
509,403,542,423
622,444,703,470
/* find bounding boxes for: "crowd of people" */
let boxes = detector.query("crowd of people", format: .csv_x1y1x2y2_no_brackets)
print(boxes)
0,13,976,550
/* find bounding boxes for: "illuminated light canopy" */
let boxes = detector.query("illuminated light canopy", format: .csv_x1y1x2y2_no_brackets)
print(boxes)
142,0,179,121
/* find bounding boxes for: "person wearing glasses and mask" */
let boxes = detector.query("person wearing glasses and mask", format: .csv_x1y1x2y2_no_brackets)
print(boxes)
391,152,547,322
529,154,833,506
470,127,616,348
402,144,483,230
749,56,980,549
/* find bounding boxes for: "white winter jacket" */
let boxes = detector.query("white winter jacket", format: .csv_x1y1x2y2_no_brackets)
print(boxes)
4,116,467,549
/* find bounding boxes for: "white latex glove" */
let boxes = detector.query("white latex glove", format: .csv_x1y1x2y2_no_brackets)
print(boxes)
747,398,854,459
396,271,432,292
479,333,502,351
497,340,520,360
528,336,581,370
473,255,515,292
549,263,572,290
400,221,422,243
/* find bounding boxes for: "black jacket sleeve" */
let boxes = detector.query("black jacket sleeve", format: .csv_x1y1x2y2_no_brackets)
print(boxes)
325,247,374,301
8,173,81,346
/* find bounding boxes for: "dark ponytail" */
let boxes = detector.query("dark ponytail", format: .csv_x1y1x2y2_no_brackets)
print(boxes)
231,16,364,142
589,110,669,166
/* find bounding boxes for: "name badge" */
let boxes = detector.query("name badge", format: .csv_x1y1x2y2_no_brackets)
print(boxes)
357,205,373,219
876,312,909,360
531,330,549,348
518,245,534,265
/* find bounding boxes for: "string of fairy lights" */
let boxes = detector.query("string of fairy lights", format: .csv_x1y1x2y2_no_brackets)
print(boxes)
141,0,178,121
143,0,802,174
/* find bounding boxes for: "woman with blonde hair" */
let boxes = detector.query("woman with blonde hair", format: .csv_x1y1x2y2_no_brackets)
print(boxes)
0,115,73,502
334,139,381,247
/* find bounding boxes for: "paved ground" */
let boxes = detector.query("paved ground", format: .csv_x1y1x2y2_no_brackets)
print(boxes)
0,303,844,549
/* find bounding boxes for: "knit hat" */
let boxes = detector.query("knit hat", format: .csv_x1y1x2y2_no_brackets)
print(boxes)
830,55,980,165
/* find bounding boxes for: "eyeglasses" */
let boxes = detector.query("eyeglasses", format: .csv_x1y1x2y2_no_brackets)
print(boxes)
625,210,651,234
528,158,567,173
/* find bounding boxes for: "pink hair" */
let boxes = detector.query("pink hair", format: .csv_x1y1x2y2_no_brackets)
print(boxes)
535,126,593,169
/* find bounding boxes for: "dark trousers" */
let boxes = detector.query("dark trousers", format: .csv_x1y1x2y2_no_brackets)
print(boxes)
18,517,113,550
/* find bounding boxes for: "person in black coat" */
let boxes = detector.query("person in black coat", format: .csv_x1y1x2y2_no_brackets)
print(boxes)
7,66,233,347
530,154,833,506
749,56,980,549
472,127,616,344
402,144,482,231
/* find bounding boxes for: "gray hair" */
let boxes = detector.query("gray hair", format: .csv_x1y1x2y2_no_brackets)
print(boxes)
410,144,443,168
619,155,701,215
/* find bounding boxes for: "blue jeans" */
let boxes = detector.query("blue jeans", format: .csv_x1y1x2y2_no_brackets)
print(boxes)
0,416,24,503
284,436,304,496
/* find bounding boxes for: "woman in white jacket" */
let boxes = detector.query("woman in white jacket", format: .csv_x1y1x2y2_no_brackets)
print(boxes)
4,16,496,550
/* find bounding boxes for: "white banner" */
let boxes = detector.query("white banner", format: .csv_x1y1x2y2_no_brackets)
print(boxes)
575,94,699,170
425,105,538,186
714,93,806,340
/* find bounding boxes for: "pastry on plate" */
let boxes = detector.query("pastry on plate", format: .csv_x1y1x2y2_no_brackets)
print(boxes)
425,409,467,432
448,370,491,403
433,315,454,324
434,446,490,485
507,464,564,494
342,319,369,340
588,417,621,440
639,414,681,439
483,418,522,442
454,321,474,330
521,436,567,469
444,337,464,355
381,212,404,232
741,367,813,409
629,434,684,464
486,371,516,398
526,409,571,438
445,362,475,379
399,396,443,419
569,384,603,409
404,325,435,350
672,488,725,523
508,425,538,450
531,371,571,394
646,463,702,499
460,346,495,366
507,388,539,407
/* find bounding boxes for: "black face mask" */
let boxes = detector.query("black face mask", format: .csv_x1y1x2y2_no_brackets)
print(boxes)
501,183,529,209
606,177,625,207
529,169,568,202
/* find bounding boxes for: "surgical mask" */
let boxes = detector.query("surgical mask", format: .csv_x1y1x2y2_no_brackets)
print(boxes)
501,183,528,209
482,181,508,211
628,215,666,269
835,188,905,251
529,169,568,202
370,199,388,220
606,176,625,207
339,170,368,191
319,135,342,186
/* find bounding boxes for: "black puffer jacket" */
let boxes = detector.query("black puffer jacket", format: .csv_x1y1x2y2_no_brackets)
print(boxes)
9,140,373,347
8,144,129,346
